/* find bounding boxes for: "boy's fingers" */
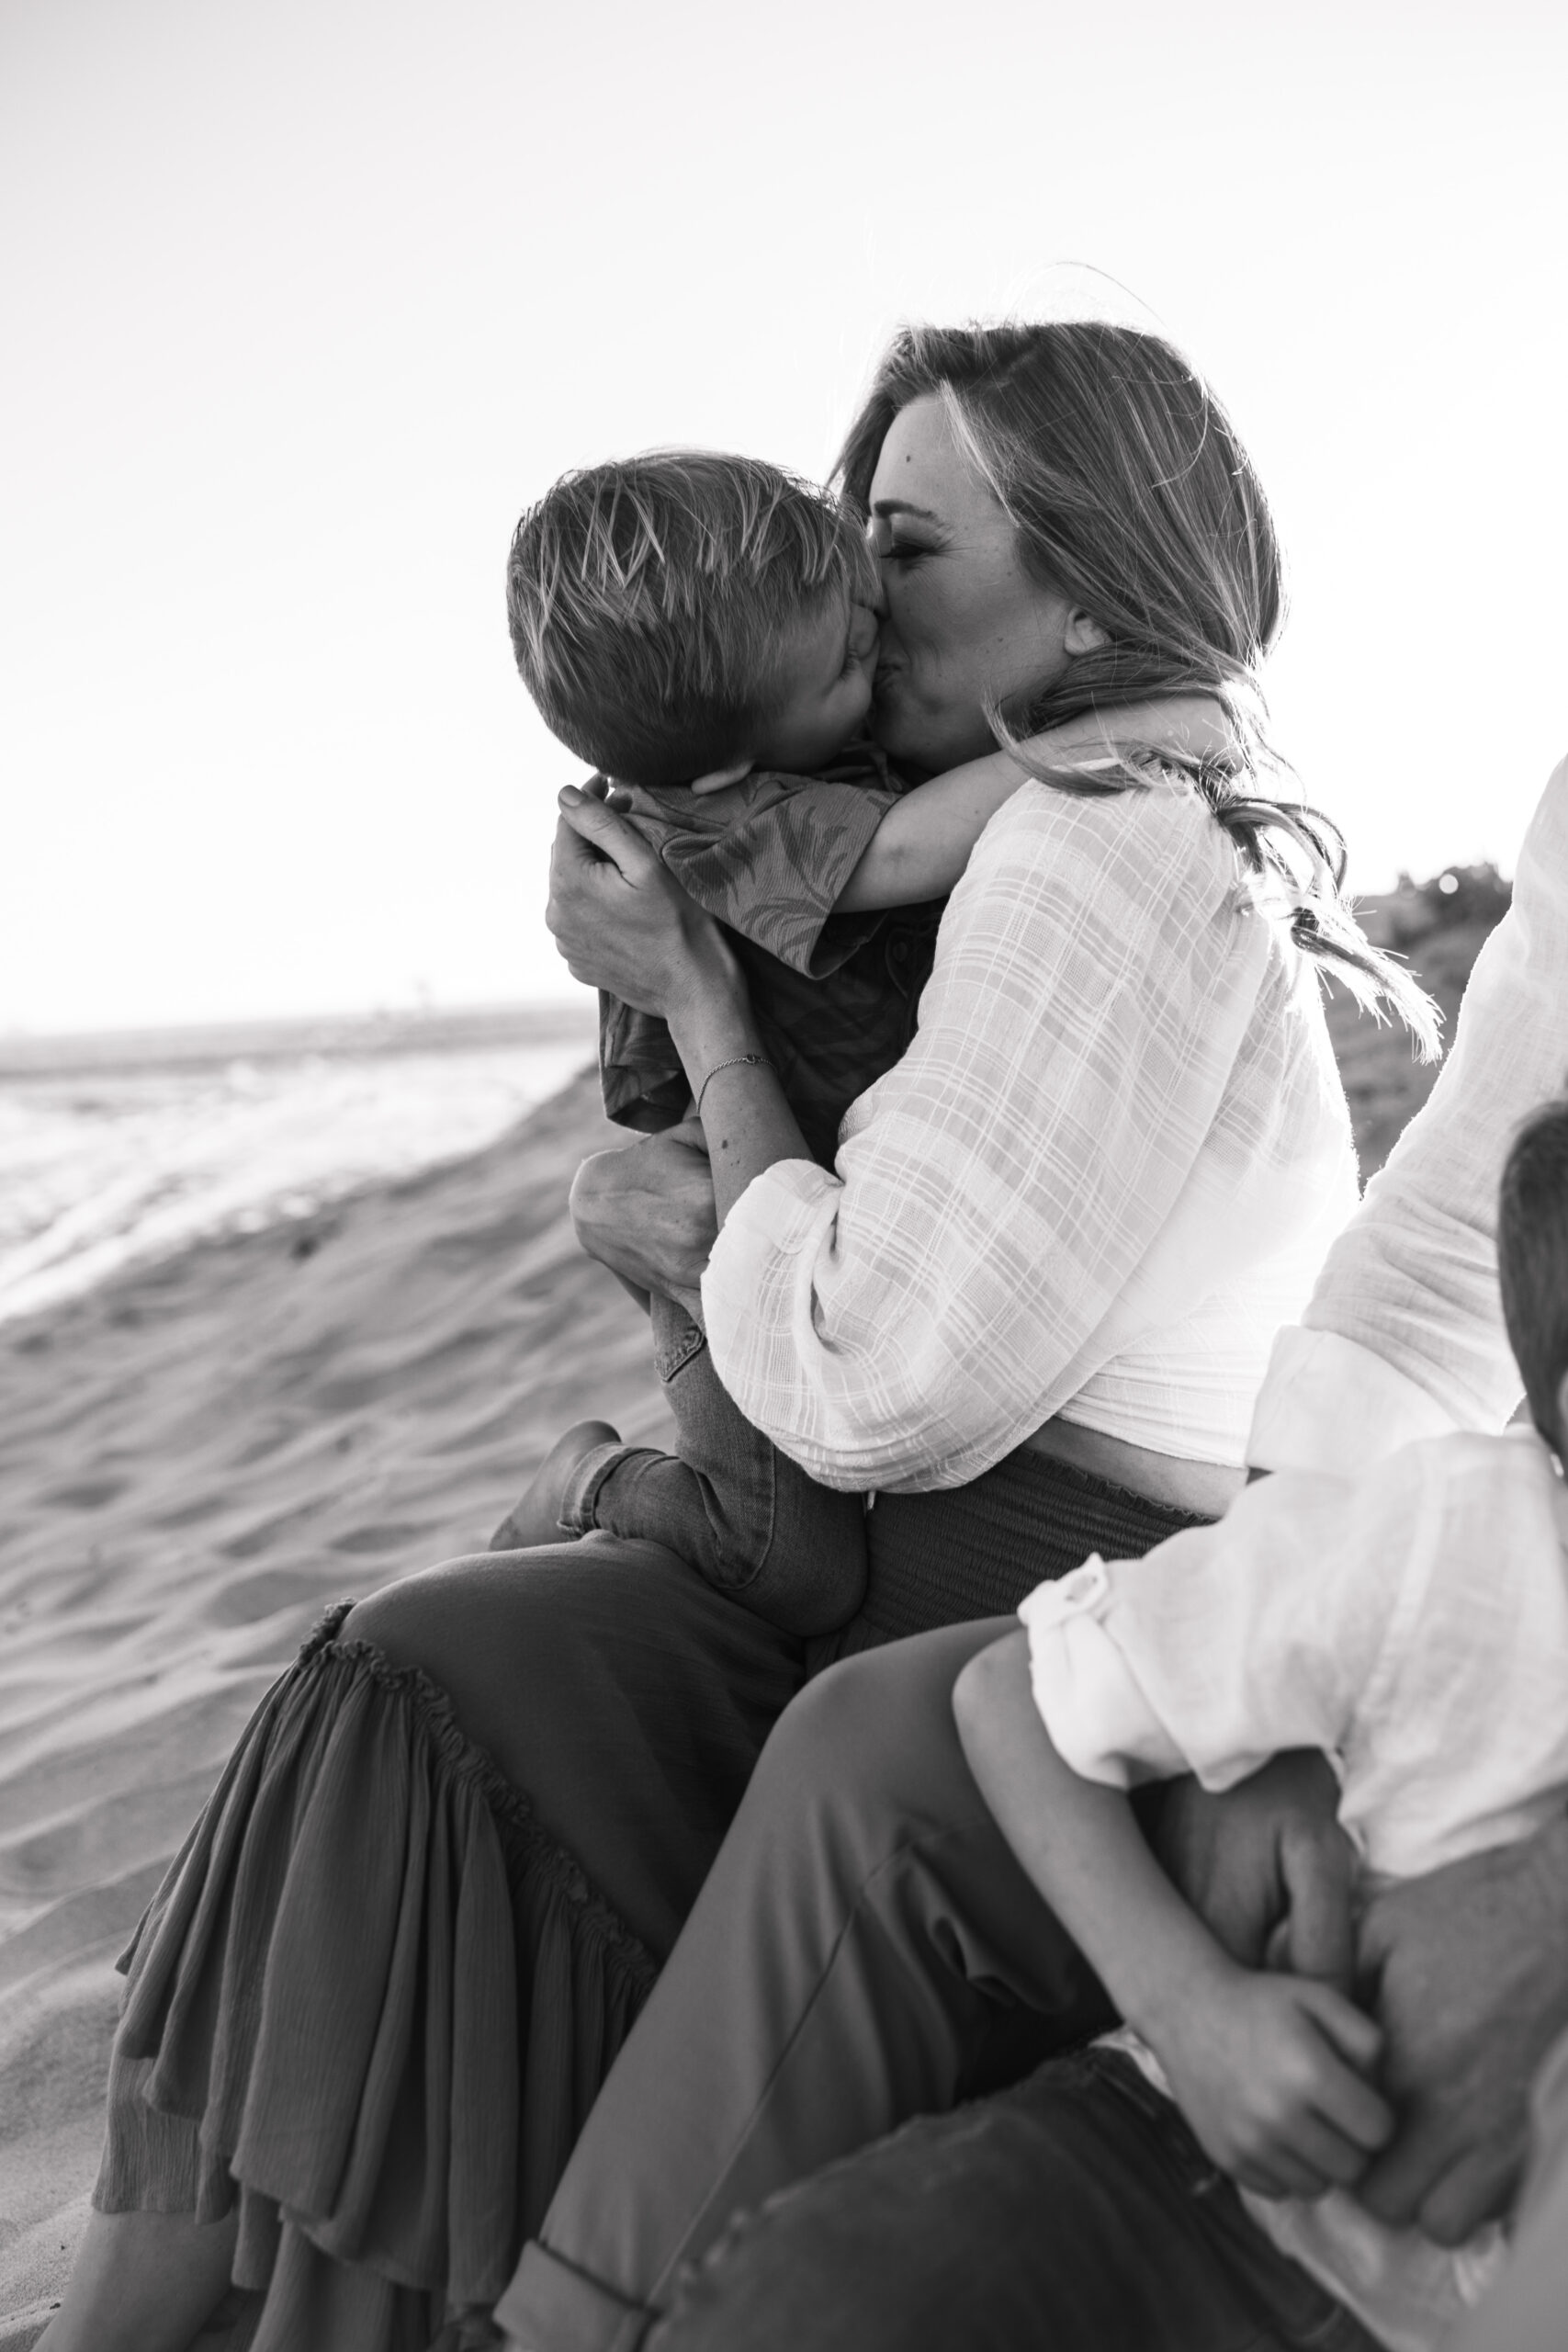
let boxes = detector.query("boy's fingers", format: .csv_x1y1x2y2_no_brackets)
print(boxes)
1277,2109,1370,2192
1298,1979,1384,2076
1235,2148,1328,2202
1294,1995,1395,2154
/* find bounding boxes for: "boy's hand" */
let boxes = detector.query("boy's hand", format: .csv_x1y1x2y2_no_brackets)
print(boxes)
1152,1966,1393,2202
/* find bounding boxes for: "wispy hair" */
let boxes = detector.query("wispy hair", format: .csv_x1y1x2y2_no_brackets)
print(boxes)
507,452,874,787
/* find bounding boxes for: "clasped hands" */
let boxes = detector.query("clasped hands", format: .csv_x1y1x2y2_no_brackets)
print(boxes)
1157,1752,1568,2240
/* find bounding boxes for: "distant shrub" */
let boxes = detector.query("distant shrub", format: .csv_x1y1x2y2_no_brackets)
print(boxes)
1386,862,1513,948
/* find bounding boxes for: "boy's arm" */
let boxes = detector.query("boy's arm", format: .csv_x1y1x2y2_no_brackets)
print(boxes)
953,1631,1393,2200
836,694,1234,913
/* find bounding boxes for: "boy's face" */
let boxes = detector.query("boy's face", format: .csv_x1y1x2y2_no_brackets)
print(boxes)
748,591,882,774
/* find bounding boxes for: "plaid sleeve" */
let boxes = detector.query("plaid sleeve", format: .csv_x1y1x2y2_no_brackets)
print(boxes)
657,772,900,976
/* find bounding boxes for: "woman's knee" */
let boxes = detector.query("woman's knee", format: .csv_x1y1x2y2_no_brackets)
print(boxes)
340,1549,539,1679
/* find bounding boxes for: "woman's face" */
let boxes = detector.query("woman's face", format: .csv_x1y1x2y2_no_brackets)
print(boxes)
866,393,1096,772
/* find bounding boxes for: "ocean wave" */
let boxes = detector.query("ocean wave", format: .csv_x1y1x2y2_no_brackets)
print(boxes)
0,1037,595,1325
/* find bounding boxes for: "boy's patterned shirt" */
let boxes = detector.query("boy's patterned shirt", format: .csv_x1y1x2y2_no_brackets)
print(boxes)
598,739,943,1168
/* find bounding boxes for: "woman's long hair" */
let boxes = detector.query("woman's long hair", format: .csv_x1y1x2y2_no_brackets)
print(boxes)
836,321,1439,1057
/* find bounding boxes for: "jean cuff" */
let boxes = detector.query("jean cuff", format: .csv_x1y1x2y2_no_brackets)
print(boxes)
558,1442,658,1535
493,2239,651,2352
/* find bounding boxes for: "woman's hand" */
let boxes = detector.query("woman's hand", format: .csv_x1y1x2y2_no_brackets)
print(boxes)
547,786,740,1024
570,1123,718,1312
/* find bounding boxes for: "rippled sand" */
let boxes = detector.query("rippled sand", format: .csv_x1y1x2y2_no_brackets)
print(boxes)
0,1067,671,2346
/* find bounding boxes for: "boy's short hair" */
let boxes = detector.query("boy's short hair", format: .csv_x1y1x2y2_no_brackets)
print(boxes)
1498,1092,1568,1454
506,451,874,787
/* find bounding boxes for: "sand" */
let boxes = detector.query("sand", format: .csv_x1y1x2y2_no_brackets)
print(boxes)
0,1065,673,2346
0,910,1495,2347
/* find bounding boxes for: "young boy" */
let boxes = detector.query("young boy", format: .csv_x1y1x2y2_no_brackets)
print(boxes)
498,448,1217,1635
953,1096,1568,2351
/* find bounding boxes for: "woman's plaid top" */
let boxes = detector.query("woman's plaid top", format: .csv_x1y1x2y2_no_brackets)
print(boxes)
702,773,1359,1488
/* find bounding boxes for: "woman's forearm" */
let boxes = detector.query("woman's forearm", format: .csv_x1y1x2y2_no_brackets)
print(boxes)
665,957,818,1224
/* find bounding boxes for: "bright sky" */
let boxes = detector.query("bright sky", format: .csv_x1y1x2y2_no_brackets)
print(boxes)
4,0,1565,1032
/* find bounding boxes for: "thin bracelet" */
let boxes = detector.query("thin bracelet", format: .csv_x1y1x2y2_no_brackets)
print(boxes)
695,1053,774,1117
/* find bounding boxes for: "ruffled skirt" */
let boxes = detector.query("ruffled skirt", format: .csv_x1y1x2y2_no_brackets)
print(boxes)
96,1453,1205,2349
98,1604,670,2351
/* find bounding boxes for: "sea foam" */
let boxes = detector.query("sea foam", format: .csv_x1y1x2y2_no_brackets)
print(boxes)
0,1012,597,1325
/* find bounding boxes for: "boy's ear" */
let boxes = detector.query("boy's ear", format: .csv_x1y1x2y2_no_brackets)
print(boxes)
690,761,753,797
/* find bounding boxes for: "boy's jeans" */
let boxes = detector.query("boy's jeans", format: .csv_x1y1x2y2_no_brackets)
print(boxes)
643,2049,1387,2352
557,1292,868,1638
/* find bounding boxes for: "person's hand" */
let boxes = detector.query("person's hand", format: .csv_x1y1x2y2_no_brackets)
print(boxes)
547,786,739,1023
1352,1817,1568,2242
569,1122,718,1309
1152,1964,1392,2201
1153,1750,1356,1985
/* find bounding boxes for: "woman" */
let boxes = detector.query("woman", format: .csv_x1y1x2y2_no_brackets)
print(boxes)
41,320,1422,2352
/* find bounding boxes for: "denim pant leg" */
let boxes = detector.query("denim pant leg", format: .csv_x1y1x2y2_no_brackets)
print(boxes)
566,1293,868,1638
649,2051,1386,2352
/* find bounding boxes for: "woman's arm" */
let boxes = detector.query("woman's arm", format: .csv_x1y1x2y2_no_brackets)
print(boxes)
836,695,1235,913
547,790,823,1224
953,1632,1393,2199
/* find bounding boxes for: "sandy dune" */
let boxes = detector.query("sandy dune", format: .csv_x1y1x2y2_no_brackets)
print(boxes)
0,1067,671,2347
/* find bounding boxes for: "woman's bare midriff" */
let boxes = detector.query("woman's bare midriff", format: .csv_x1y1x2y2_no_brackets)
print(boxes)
1021,1415,1245,1521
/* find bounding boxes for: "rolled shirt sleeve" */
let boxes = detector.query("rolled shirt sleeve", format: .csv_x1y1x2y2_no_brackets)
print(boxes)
1247,756,1568,1474
1017,1463,1416,1800
703,778,1352,1490
1021,1430,1568,1883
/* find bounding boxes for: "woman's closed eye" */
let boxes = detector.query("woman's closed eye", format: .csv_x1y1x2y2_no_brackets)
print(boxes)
868,514,941,567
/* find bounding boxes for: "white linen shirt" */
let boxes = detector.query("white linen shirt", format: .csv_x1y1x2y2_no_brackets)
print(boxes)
1021,1427,1568,2351
702,774,1357,1489
1247,755,1568,1475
